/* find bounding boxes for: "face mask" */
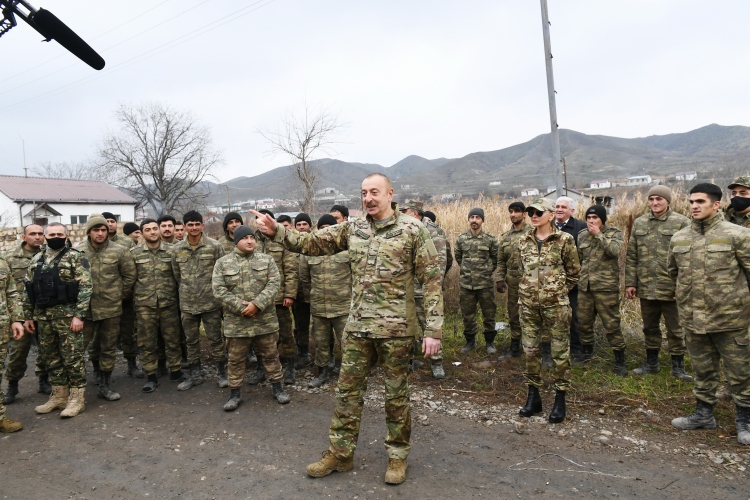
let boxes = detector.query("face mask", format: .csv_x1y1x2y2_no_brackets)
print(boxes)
730,196,750,213
46,237,67,250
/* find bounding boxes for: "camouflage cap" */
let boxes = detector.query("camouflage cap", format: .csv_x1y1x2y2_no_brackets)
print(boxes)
400,199,424,212
728,176,750,190
526,198,555,213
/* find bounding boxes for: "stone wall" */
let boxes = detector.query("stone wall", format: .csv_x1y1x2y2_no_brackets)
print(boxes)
0,223,126,254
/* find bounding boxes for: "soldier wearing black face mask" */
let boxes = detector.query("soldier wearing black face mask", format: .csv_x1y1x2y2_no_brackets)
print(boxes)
726,176,750,229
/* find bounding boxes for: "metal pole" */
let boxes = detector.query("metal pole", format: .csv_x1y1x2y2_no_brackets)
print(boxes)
540,0,564,196
19,135,27,177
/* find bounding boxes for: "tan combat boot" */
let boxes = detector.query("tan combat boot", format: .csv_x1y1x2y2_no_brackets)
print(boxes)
60,387,86,418
384,458,408,485
34,385,69,414
306,451,354,478
0,417,23,433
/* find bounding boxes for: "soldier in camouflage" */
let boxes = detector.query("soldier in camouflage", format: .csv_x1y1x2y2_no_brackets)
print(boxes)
517,198,580,424
0,257,26,432
495,202,532,361
218,212,244,254
575,205,627,375
668,183,750,445
212,225,290,409
726,176,750,229
292,213,313,369
455,207,499,354
158,214,178,244
103,212,136,250
625,185,691,380
157,214,189,370
251,172,443,485
123,222,141,244
171,210,226,390
2,224,49,404
24,223,92,418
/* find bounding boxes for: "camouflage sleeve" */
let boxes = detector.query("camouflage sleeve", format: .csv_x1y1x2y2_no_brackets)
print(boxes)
273,222,350,256
624,229,638,288
171,249,182,286
4,263,24,322
495,237,508,283
74,253,93,319
595,228,623,258
445,239,453,274
733,230,750,290
454,236,463,268
562,236,581,293
490,235,499,278
282,249,299,299
253,259,281,312
22,257,35,319
432,230,448,280
119,248,137,299
666,237,678,283
211,259,245,315
299,254,311,301
414,225,444,339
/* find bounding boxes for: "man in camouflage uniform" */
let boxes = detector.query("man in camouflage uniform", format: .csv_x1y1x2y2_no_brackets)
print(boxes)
158,214,177,244
174,221,186,241
400,200,450,378
157,214,188,369
76,214,137,401
625,185,691,379
103,212,136,250
24,223,92,418
292,213,313,369
301,214,352,388
726,176,750,229
455,207,499,354
131,219,185,393
330,205,349,224
3,224,49,404
517,198,580,424
668,183,750,445
251,172,443,485
123,222,141,244
0,257,26,432
212,225,290,409
171,210,226,390
218,211,243,254
495,202,532,361
575,205,627,376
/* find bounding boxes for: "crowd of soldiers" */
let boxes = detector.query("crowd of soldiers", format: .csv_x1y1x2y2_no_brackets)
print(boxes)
0,173,749,486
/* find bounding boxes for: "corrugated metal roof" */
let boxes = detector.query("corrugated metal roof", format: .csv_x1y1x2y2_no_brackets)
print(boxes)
0,175,136,204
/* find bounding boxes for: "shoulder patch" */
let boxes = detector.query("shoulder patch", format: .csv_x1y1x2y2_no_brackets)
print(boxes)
81,257,91,269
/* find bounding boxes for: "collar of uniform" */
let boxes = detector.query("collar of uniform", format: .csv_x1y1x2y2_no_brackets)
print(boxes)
691,211,724,233
233,247,254,258
186,233,207,249
727,207,750,221
87,237,110,252
648,208,672,221
367,203,399,229
527,222,561,241
512,222,532,233
467,228,485,238
19,241,40,257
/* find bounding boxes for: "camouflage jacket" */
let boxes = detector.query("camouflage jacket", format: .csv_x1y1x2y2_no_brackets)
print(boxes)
495,222,532,283
518,226,581,307
212,249,280,338
2,242,41,292
131,242,178,309
272,204,444,339
171,234,225,314
0,259,24,330
218,234,235,254
454,229,499,290
414,219,449,298
668,212,750,334
300,251,352,318
74,239,136,321
110,233,135,249
256,232,299,304
22,246,92,321
577,226,623,292
625,209,689,301
725,207,750,229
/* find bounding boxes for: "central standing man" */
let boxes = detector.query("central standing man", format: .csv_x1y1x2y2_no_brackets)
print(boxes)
251,172,443,485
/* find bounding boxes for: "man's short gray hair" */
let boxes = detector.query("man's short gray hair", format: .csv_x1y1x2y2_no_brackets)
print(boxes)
45,222,67,235
555,196,576,211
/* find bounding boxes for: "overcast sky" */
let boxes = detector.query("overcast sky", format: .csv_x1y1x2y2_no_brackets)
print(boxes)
1,0,748,182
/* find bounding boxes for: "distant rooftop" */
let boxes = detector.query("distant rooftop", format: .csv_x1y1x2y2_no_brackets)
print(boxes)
0,175,135,204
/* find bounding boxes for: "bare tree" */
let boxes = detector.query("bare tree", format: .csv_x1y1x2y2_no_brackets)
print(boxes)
258,104,346,213
32,161,104,181
96,102,223,216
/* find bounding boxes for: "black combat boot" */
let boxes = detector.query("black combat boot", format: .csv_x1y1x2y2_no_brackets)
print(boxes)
247,357,266,385
3,380,19,404
541,342,554,368
272,382,291,404
177,362,204,391
632,349,660,375
91,359,101,386
223,388,242,411
37,374,52,395
498,338,521,362
170,369,189,383
216,362,229,388
283,357,296,385
484,331,497,355
157,358,169,377
573,344,594,364
98,371,121,401
549,390,566,424
308,366,330,388
670,355,693,381
460,334,476,354
127,358,145,378
142,374,159,393
671,399,717,430
295,345,312,369
736,404,750,445
613,350,627,377
519,385,543,418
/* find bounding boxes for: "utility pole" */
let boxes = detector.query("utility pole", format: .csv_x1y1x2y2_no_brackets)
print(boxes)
19,135,27,177
224,184,231,213
540,0,564,196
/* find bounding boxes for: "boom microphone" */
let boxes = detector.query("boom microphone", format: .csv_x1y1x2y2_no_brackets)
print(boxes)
31,8,105,70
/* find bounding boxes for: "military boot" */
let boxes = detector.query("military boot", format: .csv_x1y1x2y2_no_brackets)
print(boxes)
91,360,101,386
541,342,554,368
3,380,19,404
295,345,312,369
0,416,23,433
272,382,291,404
38,374,52,395
573,344,594,364
549,390,566,424
519,385,543,417
35,385,69,414
736,404,750,445
127,358,145,378
613,350,627,377
223,388,242,411
460,334,476,354
170,369,189,383
484,332,497,355
98,371,121,401
181,344,190,369
142,374,159,393
247,357,266,385
157,358,169,377
385,458,408,485
309,366,330,388
498,338,521,362
332,357,341,375
670,355,693,382
306,451,353,478
216,362,229,388
431,362,446,380
632,349,660,375
283,357,296,385
671,400,717,430
60,387,85,418
178,362,204,391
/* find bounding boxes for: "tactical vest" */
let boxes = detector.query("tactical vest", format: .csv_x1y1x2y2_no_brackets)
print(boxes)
25,248,79,308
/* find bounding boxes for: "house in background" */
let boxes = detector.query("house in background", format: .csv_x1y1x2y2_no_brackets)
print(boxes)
627,175,653,186
675,171,698,181
521,188,540,197
0,175,136,227
589,179,611,189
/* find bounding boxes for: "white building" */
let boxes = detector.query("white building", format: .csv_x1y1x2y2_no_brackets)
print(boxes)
0,175,136,227
521,188,540,197
589,179,611,189
675,171,697,181
627,175,653,186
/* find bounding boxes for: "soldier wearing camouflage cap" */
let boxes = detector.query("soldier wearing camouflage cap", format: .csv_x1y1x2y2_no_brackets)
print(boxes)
726,176,750,229
0,255,27,431
517,198,580,424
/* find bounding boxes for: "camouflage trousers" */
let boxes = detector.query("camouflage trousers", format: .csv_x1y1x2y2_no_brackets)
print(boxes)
686,330,750,407
0,328,8,421
157,311,187,361
521,304,571,392
182,309,224,364
459,287,497,340
578,290,625,350
293,300,311,350
136,304,182,376
640,299,685,355
119,298,138,360
506,276,522,340
276,305,296,358
415,297,442,362
38,318,87,388
312,315,346,368
226,332,283,388
4,323,47,381
83,316,121,373
329,335,412,461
